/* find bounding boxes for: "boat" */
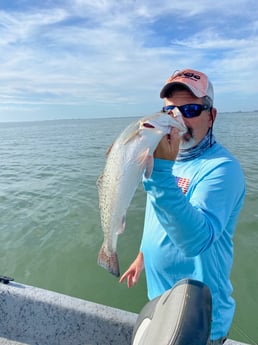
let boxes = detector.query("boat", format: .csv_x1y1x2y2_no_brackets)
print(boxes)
0,276,249,345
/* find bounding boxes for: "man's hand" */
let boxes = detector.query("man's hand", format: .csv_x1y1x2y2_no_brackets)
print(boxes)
119,252,144,288
154,127,180,161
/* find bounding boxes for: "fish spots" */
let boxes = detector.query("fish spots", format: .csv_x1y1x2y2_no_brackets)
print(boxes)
97,245,120,277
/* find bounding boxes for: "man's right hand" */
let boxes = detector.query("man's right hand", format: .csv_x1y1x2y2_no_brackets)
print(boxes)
119,252,144,288
154,127,180,161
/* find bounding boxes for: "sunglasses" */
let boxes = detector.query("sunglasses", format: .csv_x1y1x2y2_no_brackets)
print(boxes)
162,104,211,118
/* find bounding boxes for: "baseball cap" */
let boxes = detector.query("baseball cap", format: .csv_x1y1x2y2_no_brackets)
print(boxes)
160,68,214,103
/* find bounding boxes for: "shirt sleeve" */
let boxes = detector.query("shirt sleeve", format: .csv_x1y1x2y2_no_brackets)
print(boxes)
143,158,245,257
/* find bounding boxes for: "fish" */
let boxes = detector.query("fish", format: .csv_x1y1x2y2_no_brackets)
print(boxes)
97,112,187,277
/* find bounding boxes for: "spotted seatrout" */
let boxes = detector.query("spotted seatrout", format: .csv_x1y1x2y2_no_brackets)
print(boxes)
97,112,186,276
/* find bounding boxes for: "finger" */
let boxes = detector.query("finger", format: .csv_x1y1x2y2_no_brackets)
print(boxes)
119,271,128,284
132,270,140,285
169,128,180,149
127,275,133,288
154,134,171,159
170,127,180,138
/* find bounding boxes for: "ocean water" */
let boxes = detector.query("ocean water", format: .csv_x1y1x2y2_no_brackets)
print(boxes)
0,113,257,344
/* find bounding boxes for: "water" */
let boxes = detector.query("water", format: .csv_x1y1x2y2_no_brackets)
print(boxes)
0,113,257,344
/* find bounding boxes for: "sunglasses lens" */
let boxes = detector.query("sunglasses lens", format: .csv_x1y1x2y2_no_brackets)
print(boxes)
162,104,205,118
162,106,176,112
179,104,202,118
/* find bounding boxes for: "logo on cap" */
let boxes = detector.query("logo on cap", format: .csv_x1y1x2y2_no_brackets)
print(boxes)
171,71,201,82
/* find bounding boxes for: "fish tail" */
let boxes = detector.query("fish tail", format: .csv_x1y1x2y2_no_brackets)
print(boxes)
97,244,120,277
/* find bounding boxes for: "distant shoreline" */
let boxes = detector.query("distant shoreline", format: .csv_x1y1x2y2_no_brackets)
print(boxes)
0,111,257,124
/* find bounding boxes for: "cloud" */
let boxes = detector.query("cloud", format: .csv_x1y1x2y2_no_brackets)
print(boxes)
0,0,258,120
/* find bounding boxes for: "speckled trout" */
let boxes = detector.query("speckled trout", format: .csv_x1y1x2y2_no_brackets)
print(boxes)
97,112,186,277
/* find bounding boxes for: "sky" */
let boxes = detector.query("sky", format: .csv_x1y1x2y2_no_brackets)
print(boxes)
1,0,258,122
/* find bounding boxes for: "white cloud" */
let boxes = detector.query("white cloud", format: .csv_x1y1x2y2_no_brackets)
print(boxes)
0,0,258,120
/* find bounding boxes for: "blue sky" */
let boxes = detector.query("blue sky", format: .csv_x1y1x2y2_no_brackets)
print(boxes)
1,0,258,122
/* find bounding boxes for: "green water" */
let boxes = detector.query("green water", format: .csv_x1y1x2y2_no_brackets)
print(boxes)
0,114,257,344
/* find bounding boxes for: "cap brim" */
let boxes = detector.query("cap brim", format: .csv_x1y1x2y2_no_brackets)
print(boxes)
160,81,204,99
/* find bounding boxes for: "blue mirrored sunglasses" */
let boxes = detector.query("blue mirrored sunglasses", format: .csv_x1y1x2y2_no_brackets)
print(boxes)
162,104,211,118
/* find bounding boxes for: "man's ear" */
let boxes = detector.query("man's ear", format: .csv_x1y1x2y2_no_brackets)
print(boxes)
209,107,217,126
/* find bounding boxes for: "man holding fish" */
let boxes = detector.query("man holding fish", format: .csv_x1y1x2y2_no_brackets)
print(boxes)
118,69,246,344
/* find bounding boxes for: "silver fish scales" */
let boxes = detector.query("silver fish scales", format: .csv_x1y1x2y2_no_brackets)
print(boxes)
97,112,186,276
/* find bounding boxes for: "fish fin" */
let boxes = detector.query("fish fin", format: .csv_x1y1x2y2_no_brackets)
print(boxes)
96,174,103,191
144,155,154,178
117,215,126,235
137,148,150,166
137,149,153,178
105,143,114,156
123,129,140,145
97,244,120,277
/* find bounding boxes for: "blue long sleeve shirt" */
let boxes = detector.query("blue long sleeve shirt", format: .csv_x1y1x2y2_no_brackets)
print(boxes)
140,141,245,340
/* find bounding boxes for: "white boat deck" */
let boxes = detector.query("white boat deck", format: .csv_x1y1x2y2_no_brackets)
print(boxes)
0,282,250,345
0,338,250,345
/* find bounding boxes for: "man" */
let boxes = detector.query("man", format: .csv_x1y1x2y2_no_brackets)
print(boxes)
119,69,246,344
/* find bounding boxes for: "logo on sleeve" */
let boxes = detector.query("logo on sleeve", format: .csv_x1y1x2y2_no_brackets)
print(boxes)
176,177,190,194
